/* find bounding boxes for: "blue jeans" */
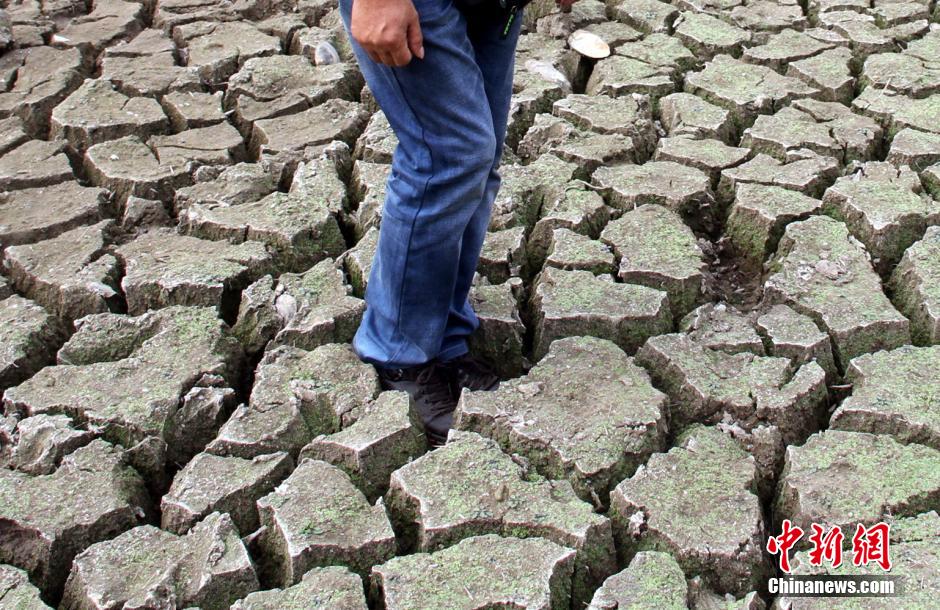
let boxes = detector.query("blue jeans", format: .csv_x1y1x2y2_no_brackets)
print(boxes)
339,0,524,368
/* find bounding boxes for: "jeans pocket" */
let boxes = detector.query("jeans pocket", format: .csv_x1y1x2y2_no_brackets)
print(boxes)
410,0,456,21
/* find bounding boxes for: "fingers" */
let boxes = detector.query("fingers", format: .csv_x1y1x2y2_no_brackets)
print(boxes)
349,0,423,67
388,37,414,66
407,18,425,60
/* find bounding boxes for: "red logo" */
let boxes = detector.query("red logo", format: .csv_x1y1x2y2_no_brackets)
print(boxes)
767,521,893,573
808,524,844,568
767,519,804,573
851,523,892,571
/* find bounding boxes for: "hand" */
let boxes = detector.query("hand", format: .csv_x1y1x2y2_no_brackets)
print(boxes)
350,0,425,66
556,0,578,11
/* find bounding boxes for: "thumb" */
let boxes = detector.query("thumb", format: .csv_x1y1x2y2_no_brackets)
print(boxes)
407,18,424,60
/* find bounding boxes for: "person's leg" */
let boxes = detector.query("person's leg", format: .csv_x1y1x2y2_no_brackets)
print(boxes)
437,5,524,361
338,0,498,369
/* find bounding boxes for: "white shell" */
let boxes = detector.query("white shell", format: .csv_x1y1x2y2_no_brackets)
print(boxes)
523,59,570,90
313,41,341,66
568,29,610,59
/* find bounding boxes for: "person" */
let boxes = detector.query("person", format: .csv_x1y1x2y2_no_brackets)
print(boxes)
338,0,576,445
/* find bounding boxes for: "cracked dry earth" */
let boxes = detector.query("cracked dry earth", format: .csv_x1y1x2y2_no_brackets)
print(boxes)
1,0,939,608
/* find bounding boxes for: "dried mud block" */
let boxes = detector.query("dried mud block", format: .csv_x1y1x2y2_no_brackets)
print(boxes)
231,566,367,610
116,229,273,316
161,451,293,535
0,46,83,137
635,331,828,444
354,110,397,163
226,54,360,130
679,303,766,356
161,90,226,130
886,128,940,174
149,122,246,172
763,215,910,364
53,0,144,59
740,101,882,165
788,47,855,104
0,295,63,391
587,551,688,610
653,136,751,186
850,88,933,136
773,511,939,609
0,565,52,609
741,29,835,72
207,344,380,458
729,0,807,41
775,430,940,534
684,55,818,130
610,426,769,596
517,113,579,162
490,154,578,230
609,0,678,35
528,184,610,268
593,161,716,230
822,162,939,272
2,220,120,320
61,512,258,610
0,116,29,157
717,153,840,204
659,92,735,142
891,226,940,345
347,160,389,238
250,98,368,164
600,204,706,319
256,459,396,585
174,162,277,213
756,304,837,379
0,139,73,191
674,11,751,60
506,66,568,152
829,345,940,450
232,259,363,354
50,78,167,150
84,135,191,204
178,21,281,84
100,41,203,99
372,534,576,610
153,0,242,30
724,183,823,265
860,35,940,99
529,266,672,360
585,54,675,101
0,181,107,248
455,336,668,506
467,280,526,378
617,33,698,81
299,391,427,502
553,93,657,159
0,440,151,599
342,226,378,298
690,580,765,610
385,430,615,605
544,227,616,275
479,226,527,283
6,413,94,475
179,174,345,273
825,14,927,60
4,306,244,477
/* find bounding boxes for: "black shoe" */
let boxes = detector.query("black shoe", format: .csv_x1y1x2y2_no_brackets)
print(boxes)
438,353,500,393
376,362,456,446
